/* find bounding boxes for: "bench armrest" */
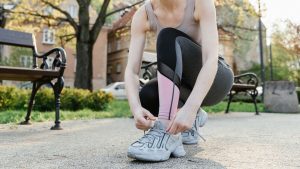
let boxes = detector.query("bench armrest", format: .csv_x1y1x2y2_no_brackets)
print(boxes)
140,62,157,80
33,47,67,76
234,73,259,88
141,61,157,69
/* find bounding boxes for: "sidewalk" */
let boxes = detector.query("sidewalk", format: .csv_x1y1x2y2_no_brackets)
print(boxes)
0,113,300,169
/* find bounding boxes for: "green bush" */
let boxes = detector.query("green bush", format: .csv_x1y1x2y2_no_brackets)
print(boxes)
0,86,29,111
34,88,55,111
61,88,90,111
86,90,114,111
12,88,30,110
0,86,114,111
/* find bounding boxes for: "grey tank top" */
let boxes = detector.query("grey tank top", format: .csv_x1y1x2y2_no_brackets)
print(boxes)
145,0,201,43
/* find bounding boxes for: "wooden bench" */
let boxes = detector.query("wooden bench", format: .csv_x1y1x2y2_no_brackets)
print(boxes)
225,73,260,115
0,28,67,130
139,61,157,87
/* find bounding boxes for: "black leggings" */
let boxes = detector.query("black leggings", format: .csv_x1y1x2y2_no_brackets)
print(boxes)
139,28,234,117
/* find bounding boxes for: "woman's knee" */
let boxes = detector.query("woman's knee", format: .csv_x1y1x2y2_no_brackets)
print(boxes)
202,63,234,106
156,28,179,61
156,28,185,72
157,28,179,42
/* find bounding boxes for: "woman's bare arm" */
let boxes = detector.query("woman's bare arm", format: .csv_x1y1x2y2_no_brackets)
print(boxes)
167,0,219,134
125,6,156,130
184,0,219,111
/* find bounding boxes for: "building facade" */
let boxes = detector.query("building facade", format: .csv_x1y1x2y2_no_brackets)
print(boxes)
1,0,109,90
107,8,158,84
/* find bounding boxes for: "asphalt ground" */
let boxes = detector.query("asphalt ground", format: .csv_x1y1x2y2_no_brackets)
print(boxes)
1,112,300,169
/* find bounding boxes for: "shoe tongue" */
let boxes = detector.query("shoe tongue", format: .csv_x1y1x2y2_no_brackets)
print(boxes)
153,121,166,131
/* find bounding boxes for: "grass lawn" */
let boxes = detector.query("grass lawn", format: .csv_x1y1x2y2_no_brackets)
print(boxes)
0,100,264,124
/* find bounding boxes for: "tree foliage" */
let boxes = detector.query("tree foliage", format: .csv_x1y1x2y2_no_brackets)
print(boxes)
270,20,300,85
244,20,300,86
3,0,143,90
216,0,267,72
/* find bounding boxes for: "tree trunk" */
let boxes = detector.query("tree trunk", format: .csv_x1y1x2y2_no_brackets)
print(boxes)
74,39,93,90
74,2,93,90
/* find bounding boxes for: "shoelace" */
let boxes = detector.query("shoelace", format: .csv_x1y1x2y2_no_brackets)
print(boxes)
195,116,206,142
191,127,206,142
193,112,207,142
143,126,206,143
183,120,206,142
139,128,166,144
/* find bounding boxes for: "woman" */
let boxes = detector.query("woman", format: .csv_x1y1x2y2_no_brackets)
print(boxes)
124,0,233,162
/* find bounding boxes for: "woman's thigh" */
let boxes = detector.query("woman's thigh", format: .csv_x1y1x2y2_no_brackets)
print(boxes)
175,36,234,106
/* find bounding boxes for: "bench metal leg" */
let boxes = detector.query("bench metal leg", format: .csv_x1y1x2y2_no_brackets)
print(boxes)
50,77,64,130
225,92,234,114
20,82,42,125
251,94,259,115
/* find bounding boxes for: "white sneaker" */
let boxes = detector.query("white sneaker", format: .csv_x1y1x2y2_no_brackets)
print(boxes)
127,121,186,162
181,108,208,145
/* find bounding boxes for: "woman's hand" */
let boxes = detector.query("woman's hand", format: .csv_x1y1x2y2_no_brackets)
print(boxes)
166,106,198,134
133,107,156,131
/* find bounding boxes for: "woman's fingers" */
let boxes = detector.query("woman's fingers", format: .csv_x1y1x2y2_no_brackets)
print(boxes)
169,124,179,135
177,125,188,134
167,118,178,134
143,109,156,120
135,115,153,130
166,115,177,131
136,121,150,130
166,118,175,132
167,121,189,134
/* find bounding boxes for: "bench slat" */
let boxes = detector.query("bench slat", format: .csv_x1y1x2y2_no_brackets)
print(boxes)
232,83,256,90
0,66,60,81
0,28,34,48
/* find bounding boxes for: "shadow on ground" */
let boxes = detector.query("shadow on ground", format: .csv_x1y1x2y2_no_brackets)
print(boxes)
126,146,226,169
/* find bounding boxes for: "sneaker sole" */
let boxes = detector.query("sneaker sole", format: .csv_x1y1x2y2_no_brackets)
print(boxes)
127,145,186,162
182,139,198,145
127,152,169,162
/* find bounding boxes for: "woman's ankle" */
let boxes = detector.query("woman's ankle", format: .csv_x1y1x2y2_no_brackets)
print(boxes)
158,118,171,129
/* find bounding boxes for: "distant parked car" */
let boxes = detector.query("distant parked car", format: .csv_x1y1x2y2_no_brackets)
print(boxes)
101,82,127,100
257,86,263,96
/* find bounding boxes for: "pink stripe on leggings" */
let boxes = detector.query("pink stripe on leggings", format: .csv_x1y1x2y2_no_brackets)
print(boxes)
157,71,180,120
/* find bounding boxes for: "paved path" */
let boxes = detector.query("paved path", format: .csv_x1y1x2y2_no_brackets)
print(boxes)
0,113,300,169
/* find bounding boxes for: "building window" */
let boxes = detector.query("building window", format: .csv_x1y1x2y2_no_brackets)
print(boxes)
43,29,55,44
116,63,122,73
68,5,77,18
